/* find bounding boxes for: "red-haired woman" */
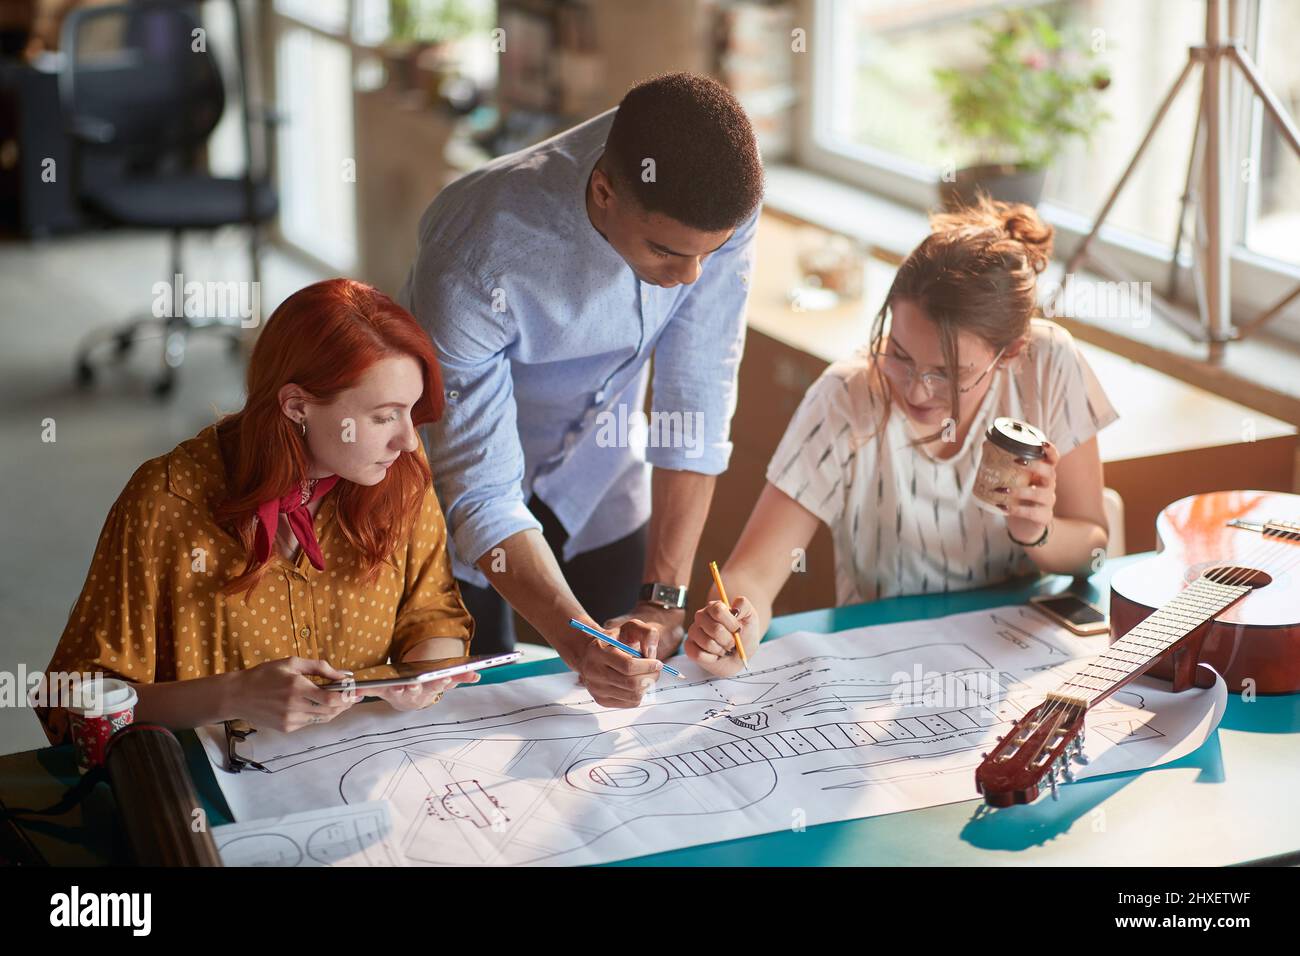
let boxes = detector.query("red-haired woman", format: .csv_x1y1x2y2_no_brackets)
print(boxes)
686,199,1119,675
36,279,475,743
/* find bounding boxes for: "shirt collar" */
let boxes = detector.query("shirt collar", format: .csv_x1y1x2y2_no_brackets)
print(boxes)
572,141,634,270
166,423,339,535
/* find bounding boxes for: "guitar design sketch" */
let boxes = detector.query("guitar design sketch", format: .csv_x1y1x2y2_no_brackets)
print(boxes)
204,607,1218,867
212,801,407,867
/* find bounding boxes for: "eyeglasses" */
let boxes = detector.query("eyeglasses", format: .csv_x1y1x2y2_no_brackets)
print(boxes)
872,346,1004,397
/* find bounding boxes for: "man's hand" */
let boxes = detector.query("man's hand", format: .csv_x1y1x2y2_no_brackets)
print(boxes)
568,619,664,708
603,603,686,661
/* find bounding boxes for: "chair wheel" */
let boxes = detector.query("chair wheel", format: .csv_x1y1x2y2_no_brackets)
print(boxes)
75,360,95,388
113,331,133,358
153,374,175,398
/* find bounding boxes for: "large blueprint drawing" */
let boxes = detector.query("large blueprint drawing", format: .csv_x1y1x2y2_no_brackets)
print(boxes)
199,605,1226,865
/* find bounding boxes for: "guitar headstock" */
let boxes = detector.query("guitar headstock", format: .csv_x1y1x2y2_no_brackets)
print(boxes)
975,696,1088,807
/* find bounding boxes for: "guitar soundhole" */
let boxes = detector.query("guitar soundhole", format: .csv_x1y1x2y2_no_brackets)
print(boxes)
1202,566,1272,588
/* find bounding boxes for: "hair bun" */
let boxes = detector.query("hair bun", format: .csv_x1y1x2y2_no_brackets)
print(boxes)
930,195,1054,274
997,201,1053,273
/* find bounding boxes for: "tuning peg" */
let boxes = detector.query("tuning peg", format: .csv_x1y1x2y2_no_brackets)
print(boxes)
1063,764,1075,783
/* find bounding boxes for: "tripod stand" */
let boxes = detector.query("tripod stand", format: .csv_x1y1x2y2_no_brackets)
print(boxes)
1054,0,1300,361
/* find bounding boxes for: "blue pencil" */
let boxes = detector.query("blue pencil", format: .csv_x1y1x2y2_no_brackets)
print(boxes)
567,618,685,679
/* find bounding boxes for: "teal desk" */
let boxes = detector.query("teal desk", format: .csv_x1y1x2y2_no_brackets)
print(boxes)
4,553,1298,866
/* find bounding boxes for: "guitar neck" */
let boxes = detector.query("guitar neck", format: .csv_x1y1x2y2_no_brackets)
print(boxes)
1046,577,1250,710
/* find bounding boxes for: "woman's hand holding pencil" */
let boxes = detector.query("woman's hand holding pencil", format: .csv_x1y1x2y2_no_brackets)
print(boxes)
685,594,759,677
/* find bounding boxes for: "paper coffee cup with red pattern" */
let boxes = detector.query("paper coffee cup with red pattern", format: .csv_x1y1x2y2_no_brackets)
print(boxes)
67,678,138,774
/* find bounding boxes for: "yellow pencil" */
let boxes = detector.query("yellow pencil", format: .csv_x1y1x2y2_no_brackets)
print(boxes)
708,560,748,667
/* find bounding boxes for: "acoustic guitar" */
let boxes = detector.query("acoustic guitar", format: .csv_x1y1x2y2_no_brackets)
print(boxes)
975,490,1300,807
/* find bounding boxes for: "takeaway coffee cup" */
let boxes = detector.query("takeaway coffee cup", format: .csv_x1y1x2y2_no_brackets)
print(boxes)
67,677,138,774
973,417,1048,515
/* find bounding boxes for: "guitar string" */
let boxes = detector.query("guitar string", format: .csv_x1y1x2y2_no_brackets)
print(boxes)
1004,523,1300,788
1021,528,1300,773
1006,512,1300,760
1019,529,1300,772
1047,523,1300,709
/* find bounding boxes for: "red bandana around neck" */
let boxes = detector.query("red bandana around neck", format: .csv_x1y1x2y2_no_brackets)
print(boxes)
253,475,340,570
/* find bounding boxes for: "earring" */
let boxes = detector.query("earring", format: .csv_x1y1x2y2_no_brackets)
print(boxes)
300,419,307,437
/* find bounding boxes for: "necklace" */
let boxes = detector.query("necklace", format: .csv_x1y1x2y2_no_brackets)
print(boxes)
299,477,318,507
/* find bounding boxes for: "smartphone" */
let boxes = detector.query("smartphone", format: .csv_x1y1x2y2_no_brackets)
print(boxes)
315,653,521,691
1029,593,1109,636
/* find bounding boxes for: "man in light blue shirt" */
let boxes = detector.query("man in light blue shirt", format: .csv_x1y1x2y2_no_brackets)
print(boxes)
399,73,762,708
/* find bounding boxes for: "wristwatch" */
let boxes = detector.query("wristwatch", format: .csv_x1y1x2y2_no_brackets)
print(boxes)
638,582,688,611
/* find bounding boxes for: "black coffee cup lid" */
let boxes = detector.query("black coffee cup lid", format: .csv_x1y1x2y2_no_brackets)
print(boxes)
985,417,1047,458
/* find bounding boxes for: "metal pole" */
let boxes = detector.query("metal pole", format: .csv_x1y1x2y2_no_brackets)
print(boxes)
1169,115,1205,301
1201,0,1232,358
1063,59,1198,278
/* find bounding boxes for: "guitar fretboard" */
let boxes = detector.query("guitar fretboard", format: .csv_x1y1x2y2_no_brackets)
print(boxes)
1051,577,1249,708
648,706,1002,779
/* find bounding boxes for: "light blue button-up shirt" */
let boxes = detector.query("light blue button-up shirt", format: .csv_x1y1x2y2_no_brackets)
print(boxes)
398,109,757,587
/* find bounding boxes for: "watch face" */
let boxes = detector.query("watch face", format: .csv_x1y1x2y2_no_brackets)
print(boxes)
642,583,686,609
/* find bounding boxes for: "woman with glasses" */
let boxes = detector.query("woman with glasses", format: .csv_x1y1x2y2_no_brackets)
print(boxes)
686,197,1117,674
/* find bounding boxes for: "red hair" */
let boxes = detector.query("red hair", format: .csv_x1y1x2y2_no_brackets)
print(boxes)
214,278,445,598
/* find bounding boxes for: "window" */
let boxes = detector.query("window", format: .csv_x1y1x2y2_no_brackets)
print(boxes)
274,0,350,35
270,1,359,272
268,1,497,272
1246,0,1300,268
801,0,1300,343
274,22,358,271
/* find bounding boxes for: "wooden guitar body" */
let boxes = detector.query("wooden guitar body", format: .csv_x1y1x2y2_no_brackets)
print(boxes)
1109,490,1300,694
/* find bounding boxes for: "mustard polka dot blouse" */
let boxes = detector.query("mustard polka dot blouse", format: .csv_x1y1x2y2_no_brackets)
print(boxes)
37,423,474,744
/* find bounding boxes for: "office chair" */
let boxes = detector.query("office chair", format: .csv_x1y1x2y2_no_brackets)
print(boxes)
60,0,278,397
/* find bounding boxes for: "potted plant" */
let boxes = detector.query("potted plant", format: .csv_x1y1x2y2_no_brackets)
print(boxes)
933,7,1110,209
383,0,491,95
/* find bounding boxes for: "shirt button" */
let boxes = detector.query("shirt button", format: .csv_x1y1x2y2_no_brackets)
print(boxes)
300,626,311,638
595,390,606,403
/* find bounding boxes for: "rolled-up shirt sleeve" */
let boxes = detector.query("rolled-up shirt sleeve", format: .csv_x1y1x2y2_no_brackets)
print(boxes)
646,205,758,475
404,246,542,570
